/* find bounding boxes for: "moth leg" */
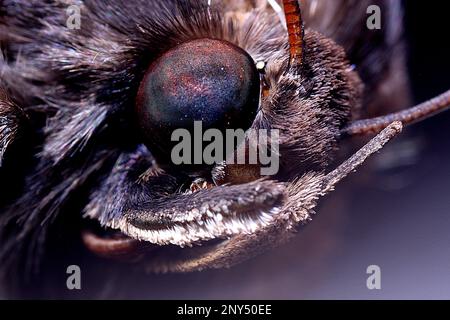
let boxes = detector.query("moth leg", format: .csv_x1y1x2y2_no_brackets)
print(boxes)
0,87,26,167
325,121,403,192
81,230,155,261
342,89,450,135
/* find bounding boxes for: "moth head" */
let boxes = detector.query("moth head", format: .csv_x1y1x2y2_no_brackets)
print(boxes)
80,0,364,269
0,0,364,274
4,0,447,280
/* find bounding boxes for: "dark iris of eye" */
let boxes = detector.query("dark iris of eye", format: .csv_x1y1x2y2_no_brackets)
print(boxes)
136,38,260,165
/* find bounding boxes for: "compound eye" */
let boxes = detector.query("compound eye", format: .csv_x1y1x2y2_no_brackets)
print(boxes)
136,39,260,163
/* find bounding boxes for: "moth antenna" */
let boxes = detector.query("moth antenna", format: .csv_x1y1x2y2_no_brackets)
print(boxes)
283,0,304,71
342,89,450,136
325,121,403,192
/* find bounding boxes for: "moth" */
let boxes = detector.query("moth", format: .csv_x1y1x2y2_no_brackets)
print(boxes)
0,0,449,297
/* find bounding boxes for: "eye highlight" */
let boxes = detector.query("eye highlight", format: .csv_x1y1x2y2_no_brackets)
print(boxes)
135,38,260,163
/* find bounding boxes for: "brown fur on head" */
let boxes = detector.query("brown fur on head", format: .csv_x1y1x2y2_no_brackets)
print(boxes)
255,30,362,177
